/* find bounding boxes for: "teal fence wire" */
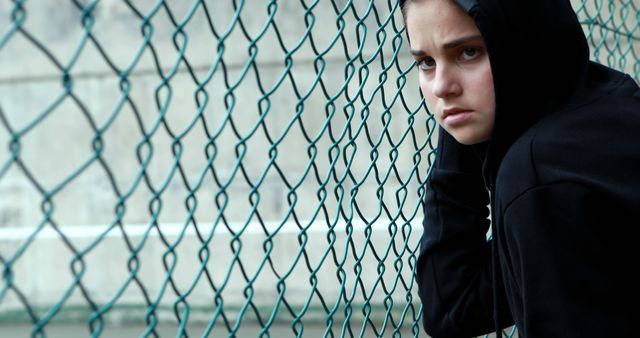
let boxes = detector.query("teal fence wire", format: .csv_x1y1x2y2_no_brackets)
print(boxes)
0,1,638,337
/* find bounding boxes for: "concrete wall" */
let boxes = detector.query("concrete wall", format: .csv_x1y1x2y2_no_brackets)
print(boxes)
0,0,637,334
0,0,431,330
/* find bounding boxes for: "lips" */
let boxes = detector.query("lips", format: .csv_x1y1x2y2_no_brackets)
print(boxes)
443,108,471,118
442,108,473,126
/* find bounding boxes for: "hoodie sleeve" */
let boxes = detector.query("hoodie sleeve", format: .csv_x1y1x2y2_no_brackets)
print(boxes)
416,129,514,337
502,181,636,337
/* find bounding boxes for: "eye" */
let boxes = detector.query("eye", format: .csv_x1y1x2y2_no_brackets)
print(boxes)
461,47,482,61
417,57,435,71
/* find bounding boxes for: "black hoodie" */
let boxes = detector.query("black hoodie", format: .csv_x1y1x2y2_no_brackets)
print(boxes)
414,0,640,337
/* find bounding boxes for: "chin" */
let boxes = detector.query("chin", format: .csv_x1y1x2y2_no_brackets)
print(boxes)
451,132,491,145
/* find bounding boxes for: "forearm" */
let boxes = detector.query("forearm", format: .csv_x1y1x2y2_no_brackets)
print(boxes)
417,130,513,337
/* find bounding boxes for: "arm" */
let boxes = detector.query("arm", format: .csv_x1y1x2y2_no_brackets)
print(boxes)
502,181,636,337
417,129,513,337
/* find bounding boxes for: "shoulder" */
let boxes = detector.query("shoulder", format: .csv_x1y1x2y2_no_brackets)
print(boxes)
496,76,640,206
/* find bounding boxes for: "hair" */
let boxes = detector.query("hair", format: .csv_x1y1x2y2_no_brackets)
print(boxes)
399,0,412,43
399,0,469,43
401,0,460,17
399,0,410,17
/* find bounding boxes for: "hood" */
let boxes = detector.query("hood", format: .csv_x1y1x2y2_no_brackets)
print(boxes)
455,0,591,188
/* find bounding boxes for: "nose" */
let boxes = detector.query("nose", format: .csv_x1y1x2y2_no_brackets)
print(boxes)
432,65,462,98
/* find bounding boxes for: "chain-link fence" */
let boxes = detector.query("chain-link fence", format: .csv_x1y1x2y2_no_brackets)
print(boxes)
0,0,638,337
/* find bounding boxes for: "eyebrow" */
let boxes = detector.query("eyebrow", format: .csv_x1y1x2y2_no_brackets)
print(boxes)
410,35,483,56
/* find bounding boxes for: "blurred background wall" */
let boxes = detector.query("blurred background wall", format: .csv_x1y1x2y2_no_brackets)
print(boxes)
0,0,637,337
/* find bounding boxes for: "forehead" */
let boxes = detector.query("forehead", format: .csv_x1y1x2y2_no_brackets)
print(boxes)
405,0,480,52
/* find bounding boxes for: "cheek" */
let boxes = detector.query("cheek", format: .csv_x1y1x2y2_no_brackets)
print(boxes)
418,76,438,107
471,65,496,110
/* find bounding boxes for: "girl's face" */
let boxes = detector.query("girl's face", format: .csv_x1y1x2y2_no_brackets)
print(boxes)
406,0,496,145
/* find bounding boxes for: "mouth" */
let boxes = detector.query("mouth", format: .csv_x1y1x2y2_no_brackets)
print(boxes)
442,108,471,118
442,108,473,126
